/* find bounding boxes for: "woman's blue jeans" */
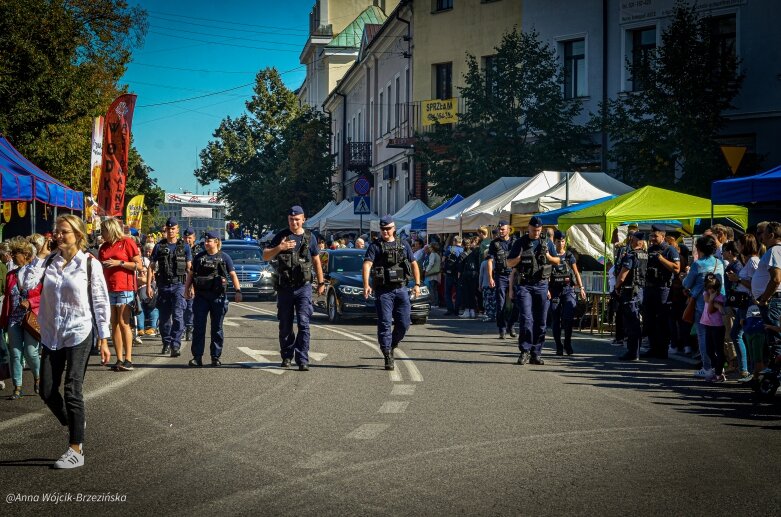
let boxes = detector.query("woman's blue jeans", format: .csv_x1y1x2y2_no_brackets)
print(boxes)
7,323,40,387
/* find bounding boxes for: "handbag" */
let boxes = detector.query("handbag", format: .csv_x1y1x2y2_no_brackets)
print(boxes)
682,296,696,324
22,309,41,342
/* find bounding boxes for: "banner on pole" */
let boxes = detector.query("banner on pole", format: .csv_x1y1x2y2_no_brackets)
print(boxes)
17,201,27,218
98,95,137,216
181,206,213,219
125,194,145,229
86,116,104,232
2,202,12,222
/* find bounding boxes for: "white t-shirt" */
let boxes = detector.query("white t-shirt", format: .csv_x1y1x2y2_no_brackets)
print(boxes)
738,255,759,295
751,245,781,298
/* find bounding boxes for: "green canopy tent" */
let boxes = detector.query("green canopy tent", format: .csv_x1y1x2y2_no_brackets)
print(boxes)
557,185,748,242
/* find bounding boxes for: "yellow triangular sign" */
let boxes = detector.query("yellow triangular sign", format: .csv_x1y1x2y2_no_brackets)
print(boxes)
720,146,746,175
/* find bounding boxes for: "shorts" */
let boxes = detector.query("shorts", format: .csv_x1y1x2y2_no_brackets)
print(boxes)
109,290,135,306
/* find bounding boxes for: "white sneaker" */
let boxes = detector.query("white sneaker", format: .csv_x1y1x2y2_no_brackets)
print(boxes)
470,309,476,318
668,346,678,355
133,335,143,345
53,446,84,469
459,311,471,319
684,346,693,355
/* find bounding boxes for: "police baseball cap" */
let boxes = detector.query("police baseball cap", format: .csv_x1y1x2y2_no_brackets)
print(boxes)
289,205,305,216
204,230,219,239
529,216,543,228
183,226,195,236
379,215,394,227
164,217,178,227
553,230,566,240
497,219,510,227
633,231,646,240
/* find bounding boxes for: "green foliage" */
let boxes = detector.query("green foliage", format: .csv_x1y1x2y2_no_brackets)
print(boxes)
416,28,590,199
196,68,333,231
126,146,164,232
595,1,744,196
0,0,148,193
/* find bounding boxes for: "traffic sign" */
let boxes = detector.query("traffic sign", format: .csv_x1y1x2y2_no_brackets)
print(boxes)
354,177,371,196
354,196,371,215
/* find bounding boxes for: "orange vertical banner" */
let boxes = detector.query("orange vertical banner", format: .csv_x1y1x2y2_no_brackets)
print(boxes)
98,94,137,216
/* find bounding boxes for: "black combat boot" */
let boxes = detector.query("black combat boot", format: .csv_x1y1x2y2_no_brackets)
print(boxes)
384,353,395,371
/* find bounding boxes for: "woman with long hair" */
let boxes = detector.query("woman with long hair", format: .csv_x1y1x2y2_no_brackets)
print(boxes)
38,214,111,469
98,218,142,371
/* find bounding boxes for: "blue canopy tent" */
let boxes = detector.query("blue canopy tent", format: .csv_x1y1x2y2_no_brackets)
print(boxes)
711,164,781,204
533,196,616,225
410,194,463,232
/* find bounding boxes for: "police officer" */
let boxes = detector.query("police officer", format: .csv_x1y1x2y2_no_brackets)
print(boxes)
487,220,517,339
548,230,587,356
610,223,638,345
642,225,680,359
362,216,421,370
263,206,325,371
184,231,243,367
614,231,648,361
182,227,200,341
147,217,192,357
507,216,559,365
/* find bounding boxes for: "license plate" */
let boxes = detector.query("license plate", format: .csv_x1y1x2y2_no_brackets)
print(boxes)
239,283,253,288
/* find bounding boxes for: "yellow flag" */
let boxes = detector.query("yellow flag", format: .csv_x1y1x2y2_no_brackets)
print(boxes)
125,195,145,229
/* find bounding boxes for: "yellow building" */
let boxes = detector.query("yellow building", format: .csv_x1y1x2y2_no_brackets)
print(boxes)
412,0,522,103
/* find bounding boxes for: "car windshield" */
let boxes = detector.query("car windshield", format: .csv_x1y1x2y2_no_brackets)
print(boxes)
223,247,262,262
329,254,364,273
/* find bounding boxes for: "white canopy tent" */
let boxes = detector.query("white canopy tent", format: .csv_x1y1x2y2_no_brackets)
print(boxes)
510,172,633,214
303,200,337,230
320,199,378,232
370,199,431,232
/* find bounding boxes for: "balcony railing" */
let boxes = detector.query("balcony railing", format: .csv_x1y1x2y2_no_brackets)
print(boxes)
345,142,372,170
387,97,467,145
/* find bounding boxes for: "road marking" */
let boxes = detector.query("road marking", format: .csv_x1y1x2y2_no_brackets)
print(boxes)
346,423,389,439
223,320,240,327
393,349,423,383
236,347,327,375
378,401,409,414
391,384,416,396
294,451,345,469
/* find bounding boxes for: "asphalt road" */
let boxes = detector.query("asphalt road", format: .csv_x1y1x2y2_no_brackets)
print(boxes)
2,299,780,516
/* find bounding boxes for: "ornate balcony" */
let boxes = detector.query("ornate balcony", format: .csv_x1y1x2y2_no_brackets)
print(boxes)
345,142,372,171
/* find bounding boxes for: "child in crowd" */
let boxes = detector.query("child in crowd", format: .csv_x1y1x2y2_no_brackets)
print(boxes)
700,274,726,382
479,249,495,322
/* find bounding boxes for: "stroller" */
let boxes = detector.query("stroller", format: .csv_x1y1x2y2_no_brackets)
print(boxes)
752,335,781,401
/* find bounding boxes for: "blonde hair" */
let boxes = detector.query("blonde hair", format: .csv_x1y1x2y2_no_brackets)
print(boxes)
478,226,489,238
100,217,125,245
9,238,34,261
27,233,46,255
56,214,88,251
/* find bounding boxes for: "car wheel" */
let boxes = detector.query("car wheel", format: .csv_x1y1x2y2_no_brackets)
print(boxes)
327,291,340,323
411,316,427,325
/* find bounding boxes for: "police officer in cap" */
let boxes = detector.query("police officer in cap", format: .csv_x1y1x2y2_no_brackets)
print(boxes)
487,220,517,339
184,231,243,367
507,216,559,365
263,206,325,371
548,230,587,356
614,231,648,361
642,224,680,359
147,217,193,357
182,227,199,341
363,215,421,370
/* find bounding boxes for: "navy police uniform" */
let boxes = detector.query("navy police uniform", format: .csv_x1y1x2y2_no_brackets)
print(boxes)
617,234,648,360
549,249,577,356
269,226,319,368
508,229,557,363
189,245,235,365
643,236,680,358
150,218,193,356
183,227,197,340
487,228,517,338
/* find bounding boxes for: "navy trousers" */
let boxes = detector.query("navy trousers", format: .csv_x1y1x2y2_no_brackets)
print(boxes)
515,281,550,355
375,286,411,354
277,284,313,365
550,286,576,353
621,289,644,359
643,286,671,357
191,294,229,359
184,298,194,329
157,284,186,350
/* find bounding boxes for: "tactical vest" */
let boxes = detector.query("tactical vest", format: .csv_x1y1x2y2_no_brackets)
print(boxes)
275,230,313,288
623,249,648,291
192,252,227,295
646,244,672,287
514,236,552,284
550,251,575,288
461,249,479,275
490,238,512,275
372,239,411,289
155,239,187,284
443,250,460,276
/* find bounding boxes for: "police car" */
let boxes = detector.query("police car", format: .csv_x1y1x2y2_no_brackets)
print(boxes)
312,248,430,324
221,244,276,299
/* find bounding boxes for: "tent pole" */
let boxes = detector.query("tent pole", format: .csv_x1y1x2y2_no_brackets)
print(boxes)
710,201,714,228
565,171,570,208
32,199,36,234
601,240,607,335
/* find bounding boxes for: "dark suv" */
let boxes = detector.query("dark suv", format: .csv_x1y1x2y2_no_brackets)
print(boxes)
221,244,275,299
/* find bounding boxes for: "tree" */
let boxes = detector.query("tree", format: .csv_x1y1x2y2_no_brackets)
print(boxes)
196,68,333,231
596,0,744,195
125,146,165,231
416,28,590,199
0,0,147,192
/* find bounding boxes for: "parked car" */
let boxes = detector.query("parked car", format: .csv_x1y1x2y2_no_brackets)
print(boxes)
312,248,430,324
221,244,275,299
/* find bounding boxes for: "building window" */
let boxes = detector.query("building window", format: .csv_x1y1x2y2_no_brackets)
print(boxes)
386,85,392,134
707,14,737,78
629,27,656,92
394,76,400,129
404,68,410,123
379,92,384,136
563,39,586,99
434,62,452,99
483,55,498,98
433,0,453,12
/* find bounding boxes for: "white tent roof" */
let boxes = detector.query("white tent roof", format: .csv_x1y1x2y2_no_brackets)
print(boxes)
426,176,532,234
320,199,377,231
303,200,337,230
510,172,633,214
370,199,430,231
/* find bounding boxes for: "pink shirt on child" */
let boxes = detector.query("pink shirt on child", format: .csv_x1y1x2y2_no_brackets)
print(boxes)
700,294,725,327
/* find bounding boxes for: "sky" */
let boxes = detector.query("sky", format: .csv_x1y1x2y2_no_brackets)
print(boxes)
124,0,313,195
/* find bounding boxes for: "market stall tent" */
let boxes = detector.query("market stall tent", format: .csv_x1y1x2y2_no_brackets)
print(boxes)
410,194,463,231
711,164,781,203
370,199,430,232
320,198,377,232
303,200,337,230
510,172,632,215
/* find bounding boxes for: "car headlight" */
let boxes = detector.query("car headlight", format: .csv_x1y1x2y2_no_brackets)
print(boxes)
419,285,430,296
338,285,364,296
260,271,271,279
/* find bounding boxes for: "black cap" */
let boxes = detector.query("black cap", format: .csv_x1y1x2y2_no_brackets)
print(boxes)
497,219,509,227
204,230,219,239
379,215,394,227
529,216,543,228
184,226,195,236
164,217,178,228
633,231,646,240
553,230,566,240
289,205,304,216
651,224,666,232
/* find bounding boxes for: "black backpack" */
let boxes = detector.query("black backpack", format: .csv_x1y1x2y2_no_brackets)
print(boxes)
444,250,460,276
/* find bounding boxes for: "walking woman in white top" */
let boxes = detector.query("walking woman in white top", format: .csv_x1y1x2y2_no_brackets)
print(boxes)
37,215,111,469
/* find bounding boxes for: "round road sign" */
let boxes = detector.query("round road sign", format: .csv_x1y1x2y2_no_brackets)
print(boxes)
354,177,370,196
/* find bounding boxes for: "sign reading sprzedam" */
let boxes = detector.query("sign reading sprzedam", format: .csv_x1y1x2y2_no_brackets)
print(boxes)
422,98,458,126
